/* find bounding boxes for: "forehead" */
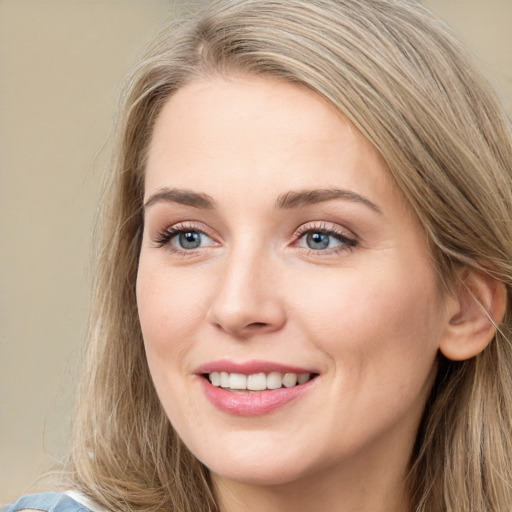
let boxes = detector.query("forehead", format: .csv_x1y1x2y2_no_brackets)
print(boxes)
145,75,403,213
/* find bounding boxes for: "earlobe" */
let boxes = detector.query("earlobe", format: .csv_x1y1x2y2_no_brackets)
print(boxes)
439,268,507,361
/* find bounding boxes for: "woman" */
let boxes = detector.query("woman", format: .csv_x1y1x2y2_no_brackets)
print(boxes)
6,0,512,511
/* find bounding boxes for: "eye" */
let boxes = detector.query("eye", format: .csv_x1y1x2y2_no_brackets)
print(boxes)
294,223,357,254
153,224,217,252
303,232,337,250
173,230,210,249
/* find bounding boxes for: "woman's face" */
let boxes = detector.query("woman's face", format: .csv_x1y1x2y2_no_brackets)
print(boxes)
137,76,448,488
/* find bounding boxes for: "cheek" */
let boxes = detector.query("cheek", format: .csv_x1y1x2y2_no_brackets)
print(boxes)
286,265,442,453
136,261,210,397
137,262,206,344
291,262,443,381
136,262,210,426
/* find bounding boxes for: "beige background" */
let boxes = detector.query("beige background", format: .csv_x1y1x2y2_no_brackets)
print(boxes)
1,0,511,504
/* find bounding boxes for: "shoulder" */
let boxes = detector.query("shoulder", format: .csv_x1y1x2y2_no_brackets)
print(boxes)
3,492,100,512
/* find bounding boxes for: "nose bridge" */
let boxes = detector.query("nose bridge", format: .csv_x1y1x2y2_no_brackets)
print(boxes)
207,236,285,336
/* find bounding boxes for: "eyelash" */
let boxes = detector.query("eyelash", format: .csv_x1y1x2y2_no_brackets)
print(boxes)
152,222,357,255
152,222,214,254
293,222,357,255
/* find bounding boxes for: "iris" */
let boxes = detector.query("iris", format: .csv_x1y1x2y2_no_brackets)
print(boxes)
306,232,330,250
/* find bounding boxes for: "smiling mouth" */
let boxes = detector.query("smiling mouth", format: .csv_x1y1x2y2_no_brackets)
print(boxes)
204,371,318,392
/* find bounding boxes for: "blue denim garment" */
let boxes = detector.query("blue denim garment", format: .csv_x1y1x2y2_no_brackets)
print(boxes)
2,492,91,512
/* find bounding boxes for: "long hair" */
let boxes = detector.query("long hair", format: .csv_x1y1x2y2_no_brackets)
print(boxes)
66,1,512,510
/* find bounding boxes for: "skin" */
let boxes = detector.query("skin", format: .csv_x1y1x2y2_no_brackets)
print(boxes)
137,75,455,512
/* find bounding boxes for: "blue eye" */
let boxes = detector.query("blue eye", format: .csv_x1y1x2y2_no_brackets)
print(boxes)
153,225,216,252
301,231,343,251
174,231,202,249
171,230,212,249
305,232,332,250
296,226,356,253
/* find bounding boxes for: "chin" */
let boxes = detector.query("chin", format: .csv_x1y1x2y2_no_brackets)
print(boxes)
187,432,323,487
206,457,308,487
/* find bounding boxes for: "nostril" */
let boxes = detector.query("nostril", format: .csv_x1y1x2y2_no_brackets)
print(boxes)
247,322,268,330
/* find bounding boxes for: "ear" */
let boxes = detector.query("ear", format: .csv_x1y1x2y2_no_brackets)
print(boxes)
439,268,507,361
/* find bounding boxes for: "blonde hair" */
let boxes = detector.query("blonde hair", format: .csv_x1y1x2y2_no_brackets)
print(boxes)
66,1,512,510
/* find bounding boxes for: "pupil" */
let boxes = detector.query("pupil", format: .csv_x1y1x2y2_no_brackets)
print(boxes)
179,231,201,249
307,232,329,250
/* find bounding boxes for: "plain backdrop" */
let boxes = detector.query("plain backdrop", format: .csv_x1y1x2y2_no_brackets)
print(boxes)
1,0,511,504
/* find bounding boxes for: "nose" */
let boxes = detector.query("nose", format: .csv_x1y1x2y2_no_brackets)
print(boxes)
206,247,287,338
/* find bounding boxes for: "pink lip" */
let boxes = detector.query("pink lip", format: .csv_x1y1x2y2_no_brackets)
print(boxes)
195,359,315,375
195,360,319,417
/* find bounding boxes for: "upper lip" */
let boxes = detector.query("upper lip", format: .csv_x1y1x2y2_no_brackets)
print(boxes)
195,359,317,375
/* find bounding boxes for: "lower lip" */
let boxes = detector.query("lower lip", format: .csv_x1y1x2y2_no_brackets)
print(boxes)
199,377,316,416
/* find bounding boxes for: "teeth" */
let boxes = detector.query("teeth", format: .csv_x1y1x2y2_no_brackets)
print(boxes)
247,373,267,391
297,373,310,384
220,372,230,388
208,371,313,390
210,371,221,386
229,373,247,390
282,373,297,388
267,371,283,390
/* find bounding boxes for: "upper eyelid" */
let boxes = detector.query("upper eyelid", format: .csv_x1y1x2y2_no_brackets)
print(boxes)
294,221,356,238
158,221,213,236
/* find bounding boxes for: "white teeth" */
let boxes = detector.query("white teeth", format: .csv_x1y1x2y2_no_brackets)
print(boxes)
282,373,297,388
229,373,247,390
208,371,313,390
267,372,283,390
247,373,267,391
220,372,230,388
210,371,220,386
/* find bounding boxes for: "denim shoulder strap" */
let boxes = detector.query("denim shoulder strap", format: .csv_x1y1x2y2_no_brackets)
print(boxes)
3,492,91,512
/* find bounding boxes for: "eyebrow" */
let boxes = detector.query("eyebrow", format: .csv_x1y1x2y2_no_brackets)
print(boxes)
143,186,382,215
275,188,383,214
144,188,216,211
